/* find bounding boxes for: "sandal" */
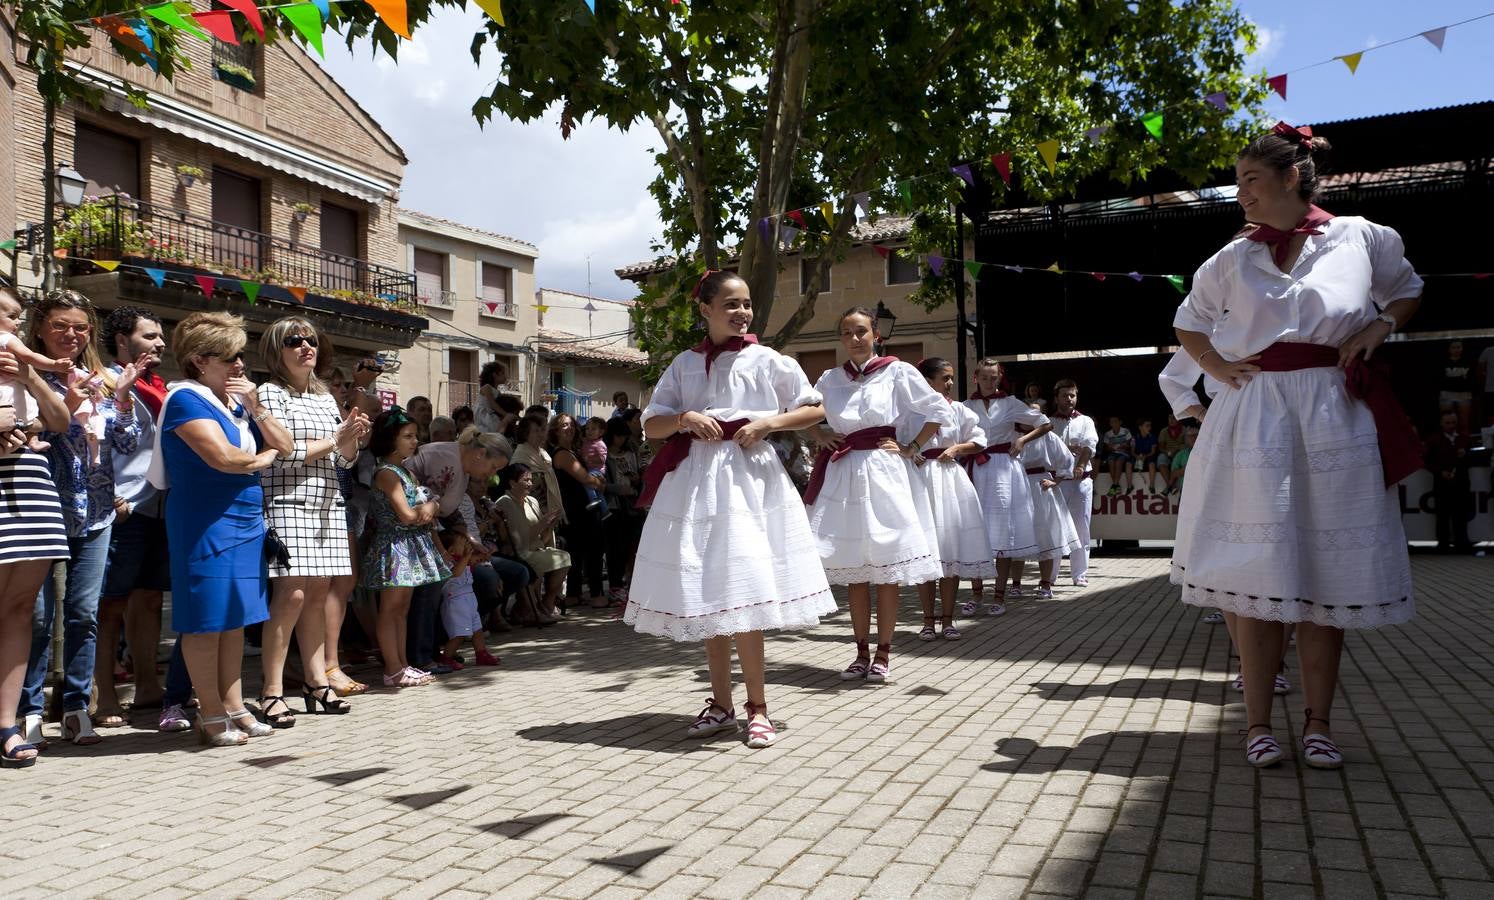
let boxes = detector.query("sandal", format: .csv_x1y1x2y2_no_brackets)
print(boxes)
196,714,247,748
381,669,423,688
940,618,962,641
866,643,891,684
1301,709,1342,769
325,666,367,697
60,710,102,746
1274,673,1292,695
743,700,776,749
1202,611,1225,624
918,617,937,642
256,696,297,729
1036,583,1054,600
1244,725,1282,768
93,707,128,728
0,725,39,768
687,698,738,738
404,666,436,686
959,600,978,616
303,685,352,715
839,640,871,681
1007,586,1023,599
21,714,49,752
225,708,274,738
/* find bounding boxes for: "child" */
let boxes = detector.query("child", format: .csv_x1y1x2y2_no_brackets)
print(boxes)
580,416,610,518
1133,419,1160,493
1170,427,1197,493
362,407,451,688
437,530,500,669
0,289,72,451
1102,415,1134,495
626,270,834,748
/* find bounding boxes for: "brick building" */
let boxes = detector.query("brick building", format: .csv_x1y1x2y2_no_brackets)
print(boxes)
533,288,647,420
1,13,426,378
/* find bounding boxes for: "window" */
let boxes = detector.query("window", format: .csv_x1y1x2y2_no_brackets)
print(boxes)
797,349,838,383
211,167,262,270
211,11,260,93
479,262,513,317
799,258,832,294
887,249,920,285
73,123,140,198
413,249,449,307
319,201,359,291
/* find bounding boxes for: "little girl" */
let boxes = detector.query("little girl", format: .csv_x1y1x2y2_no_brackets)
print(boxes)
362,408,450,688
0,289,71,450
437,530,500,669
907,357,994,641
1015,406,1083,599
580,416,609,515
626,269,834,749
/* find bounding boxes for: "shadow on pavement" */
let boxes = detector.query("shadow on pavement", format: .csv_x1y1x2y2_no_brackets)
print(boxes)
517,713,741,753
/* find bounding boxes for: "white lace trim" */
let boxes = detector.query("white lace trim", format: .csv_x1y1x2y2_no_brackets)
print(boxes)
826,553,943,586
1197,519,1291,544
625,589,837,642
1173,565,1413,630
1307,444,1380,474
943,559,998,578
1307,523,1387,551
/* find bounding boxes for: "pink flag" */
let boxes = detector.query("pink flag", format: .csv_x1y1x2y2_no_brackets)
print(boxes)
989,153,1012,186
195,275,217,296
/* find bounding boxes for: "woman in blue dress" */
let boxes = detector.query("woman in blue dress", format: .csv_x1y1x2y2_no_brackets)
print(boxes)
149,312,292,747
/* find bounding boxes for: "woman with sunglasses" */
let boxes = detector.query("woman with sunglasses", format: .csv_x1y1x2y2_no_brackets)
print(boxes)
253,318,370,727
147,312,293,746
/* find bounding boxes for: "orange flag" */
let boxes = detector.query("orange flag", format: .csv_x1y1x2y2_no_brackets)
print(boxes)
287,286,307,303
93,16,150,55
367,0,410,38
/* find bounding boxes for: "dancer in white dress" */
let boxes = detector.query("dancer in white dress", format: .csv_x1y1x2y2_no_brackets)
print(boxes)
1172,122,1423,769
626,271,834,748
963,358,1050,615
1050,380,1098,587
906,358,995,642
807,308,951,684
1015,406,1082,599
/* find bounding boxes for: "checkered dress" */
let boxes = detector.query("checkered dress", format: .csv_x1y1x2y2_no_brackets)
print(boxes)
257,383,354,578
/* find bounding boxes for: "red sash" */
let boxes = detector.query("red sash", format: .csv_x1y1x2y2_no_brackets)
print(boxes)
962,441,1013,477
921,447,947,461
1252,342,1420,486
636,418,750,508
1024,466,1046,475
803,425,898,505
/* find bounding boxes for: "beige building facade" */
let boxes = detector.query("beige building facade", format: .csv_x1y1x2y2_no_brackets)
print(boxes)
534,288,647,420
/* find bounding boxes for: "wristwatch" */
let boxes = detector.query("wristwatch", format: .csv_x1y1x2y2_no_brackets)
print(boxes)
1373,313,1397,333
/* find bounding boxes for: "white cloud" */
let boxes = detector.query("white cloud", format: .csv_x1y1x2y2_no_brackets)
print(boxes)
1244,17,1285,66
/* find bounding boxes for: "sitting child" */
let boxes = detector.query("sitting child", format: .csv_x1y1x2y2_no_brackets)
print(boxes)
1133,419,1161,493
1102,415,1134,495
437,530,500,669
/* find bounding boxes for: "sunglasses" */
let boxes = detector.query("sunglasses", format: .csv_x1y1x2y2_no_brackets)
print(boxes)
47,321,92,335
203,351,247,364
283,334,318,349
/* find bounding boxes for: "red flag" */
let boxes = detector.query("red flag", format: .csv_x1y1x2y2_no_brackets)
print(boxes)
195,275,217,296
1267,74,1287,100
192,10,239,44
1091,272,1106,282
217,0,264,39
989,153,1012,186
786,209,807,228
872,245,891,260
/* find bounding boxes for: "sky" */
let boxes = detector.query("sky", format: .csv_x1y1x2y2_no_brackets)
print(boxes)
317,1,1494,301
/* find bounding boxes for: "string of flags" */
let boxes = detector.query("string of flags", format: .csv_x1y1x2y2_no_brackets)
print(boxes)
72,256,410,307
757,11,1493,247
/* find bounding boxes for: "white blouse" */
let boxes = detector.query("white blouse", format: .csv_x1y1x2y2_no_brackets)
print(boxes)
815,360,954,435
1172,216,1423,360
1157,350,1224,418
964,394,1048,447
643,342,820,425
897,398,985,451
1050,412,1098,474
1020,430,1076,477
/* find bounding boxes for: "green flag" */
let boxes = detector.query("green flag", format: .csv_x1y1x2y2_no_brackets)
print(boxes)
281,3,325,57
964,260,982,279
144,3,211,41
1166,274,1185,294
1142,112,1164,142
241,280,261,304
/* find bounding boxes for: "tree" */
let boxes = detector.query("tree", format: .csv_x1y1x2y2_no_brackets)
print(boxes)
469,0,1265,377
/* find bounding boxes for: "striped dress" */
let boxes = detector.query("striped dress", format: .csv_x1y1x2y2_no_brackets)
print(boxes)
0,449,69,564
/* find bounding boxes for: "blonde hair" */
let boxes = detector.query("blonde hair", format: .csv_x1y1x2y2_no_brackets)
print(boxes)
457,425,512,460
26,289,108,384
259,316,326,393
173,311,247,379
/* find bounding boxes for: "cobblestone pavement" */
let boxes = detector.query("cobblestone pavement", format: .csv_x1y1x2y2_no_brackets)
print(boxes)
4,552,1492,899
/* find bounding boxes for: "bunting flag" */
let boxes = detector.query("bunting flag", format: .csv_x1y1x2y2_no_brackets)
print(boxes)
312,0,331,21
989,153,1012,186
582,0,594,10
366,0,410,38
780,224,800,247
1337,52,1363,75
786,209,807,229
241,280,261,304
143,267,166,288
896,180,913,211
1141,112,1164,142
288,286,307,303
1127,271,1143,282
0,239,16,250
193,10,239,44
92,259,122,271
963,260,981,279
819,201,836,229
853,192,872,218
1091,272,1106,282
534,304,549,314
473,0,505,27
217,0,264,38
484,301,501,314
1166,275,1186,294
952,163,974,187
195,275,217,295
1267,73,1288,100
144,3,210,42
757,217,772,243
927,254,945,276
872,245,891,260
1035,140,1060,176
1204,91,1229,111
94,16,151,55
282,3,326,56
1421,27,1446,51
1084,125,1110,144
1045,262,1061,274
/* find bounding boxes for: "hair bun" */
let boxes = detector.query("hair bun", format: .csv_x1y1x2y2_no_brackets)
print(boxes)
1307,135,1331,171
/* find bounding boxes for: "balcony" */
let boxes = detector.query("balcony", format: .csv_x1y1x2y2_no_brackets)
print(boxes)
56,194,418,321
420,288,458,310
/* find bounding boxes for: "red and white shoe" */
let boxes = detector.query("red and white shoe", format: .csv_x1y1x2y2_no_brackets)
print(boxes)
1302,709,1341,769
1246,731,1283,768
744,701,776,749
686,698,738,738
840,640,871,680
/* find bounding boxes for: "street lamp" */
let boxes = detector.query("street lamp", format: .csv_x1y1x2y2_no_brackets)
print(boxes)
874,300,898,345
55,163,87,208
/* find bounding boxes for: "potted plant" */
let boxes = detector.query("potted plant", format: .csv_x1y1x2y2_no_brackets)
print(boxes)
215,62,256,91
292,202,315,223
176,164,205,188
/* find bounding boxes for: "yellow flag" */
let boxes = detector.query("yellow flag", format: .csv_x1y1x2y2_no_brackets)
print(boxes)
93,260,121,272
1036,140,1061,175
473,0,504,27
1338,52,1363,74
820,202,835,229
1045,262,1061,274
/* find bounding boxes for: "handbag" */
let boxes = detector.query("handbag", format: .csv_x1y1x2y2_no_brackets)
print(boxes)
264,524,292,568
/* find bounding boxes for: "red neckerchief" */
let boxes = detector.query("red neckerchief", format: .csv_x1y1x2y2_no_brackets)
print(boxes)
970,388,1008,410
693,333,758,374
1055,407,1081,420
1246,204,1335,268
1166,422,1183,439
842,356,898,381
131,367,168,418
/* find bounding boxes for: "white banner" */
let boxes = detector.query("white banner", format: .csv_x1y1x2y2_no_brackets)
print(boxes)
1088,467,1491,543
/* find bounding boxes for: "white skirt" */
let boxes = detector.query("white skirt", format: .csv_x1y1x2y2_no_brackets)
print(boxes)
919,458,996,578
807,448,944,585
1026,473,1083,562
1171,366,1414,629
969,453,1040,558
625,439,835,642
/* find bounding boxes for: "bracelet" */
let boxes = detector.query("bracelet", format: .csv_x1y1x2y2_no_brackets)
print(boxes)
253,409,271,423
1198,348,1221,364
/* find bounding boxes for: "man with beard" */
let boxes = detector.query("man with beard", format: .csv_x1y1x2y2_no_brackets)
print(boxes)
1051,379,1098,587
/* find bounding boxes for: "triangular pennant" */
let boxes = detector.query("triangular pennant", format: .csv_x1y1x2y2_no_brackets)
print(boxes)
1127,271,1143,282
94,16,151,55
1091,272,1106,282
281,3,325,57
143,267,166,288
1337,52,1362,75
1267,74,1287,100
366,0,410,39
964,260,982,279
484,301,499,314
0,239,16,250
1421,27,1446,51
240,280,261,304
1141,112,1164,142
779,224,800,247
92,259,121,272
144,4,210,41
989,153,1012,186
1003,265,1023,273
1035,140,1060,176
1083,125,1110,144
819,201,836,229
757,217,772,243
786,209,807,229
192,10,239,43
872,245,890,260
1166,275,1186,294
1204,91,1229,111
1472,273,1491,280
896,180,913,211
951,164,974,187
582,0,594,10
472,0,504,27
129,19,157,55
853,192,872,218
927,255,944,276
195,274,217,295
1045,262,1061,274
312,0,331,21
217,0,265,39
534,304,549,314
288,286,307,303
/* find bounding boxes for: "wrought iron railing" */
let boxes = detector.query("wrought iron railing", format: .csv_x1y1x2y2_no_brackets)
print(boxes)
57,194,416,310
